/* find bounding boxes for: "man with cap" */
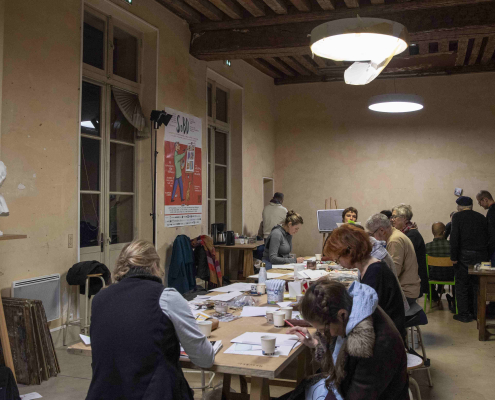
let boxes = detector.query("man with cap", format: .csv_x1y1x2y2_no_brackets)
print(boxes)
450,196,489,322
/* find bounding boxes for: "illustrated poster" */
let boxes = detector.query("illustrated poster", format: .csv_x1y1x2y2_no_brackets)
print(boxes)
164,107,202,227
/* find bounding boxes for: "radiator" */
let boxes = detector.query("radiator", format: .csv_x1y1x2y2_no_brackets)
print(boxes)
12,274,60,322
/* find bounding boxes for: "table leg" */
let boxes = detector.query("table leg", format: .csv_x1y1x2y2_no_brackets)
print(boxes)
243,250,254,279
240,375,248,394
222,373,232,399
250,377,270,400
479,277,487,341
296,350,308,383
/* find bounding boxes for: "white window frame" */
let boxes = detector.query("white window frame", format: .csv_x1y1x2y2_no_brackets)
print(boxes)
207,80,231,232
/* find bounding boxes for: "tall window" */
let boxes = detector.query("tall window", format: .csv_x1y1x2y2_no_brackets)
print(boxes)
207,81,230,231
80,6,141,266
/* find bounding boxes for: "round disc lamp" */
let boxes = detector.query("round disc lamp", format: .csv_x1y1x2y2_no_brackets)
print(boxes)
368,94,424,113
310,18,409,62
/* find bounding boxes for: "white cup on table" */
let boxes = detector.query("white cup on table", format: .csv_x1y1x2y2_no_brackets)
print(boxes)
257,283,266,295
296,294,304,303
273,311,286,328
315,254,322,261
266,310,274,324
280,307,293,320
261,335,276,356
197,320,212,338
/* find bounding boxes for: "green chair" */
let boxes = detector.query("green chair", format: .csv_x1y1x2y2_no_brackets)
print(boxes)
424,255,457,314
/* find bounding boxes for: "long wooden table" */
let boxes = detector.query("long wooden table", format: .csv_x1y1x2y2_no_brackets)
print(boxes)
216,241,265,280
468,267,495,341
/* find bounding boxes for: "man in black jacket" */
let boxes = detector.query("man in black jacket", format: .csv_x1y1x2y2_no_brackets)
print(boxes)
476,190,495,265
450,196,489,323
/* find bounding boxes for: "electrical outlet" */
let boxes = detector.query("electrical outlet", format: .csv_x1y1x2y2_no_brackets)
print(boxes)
69,313,74,321
68,234,73,248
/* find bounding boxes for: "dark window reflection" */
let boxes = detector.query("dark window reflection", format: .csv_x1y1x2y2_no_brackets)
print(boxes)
110,92,136,143
113,26,138,82
81,82,101,137
83,11,105,70
80,193,100,248
110,143,134,193
109,195,134,244
81,137,100,191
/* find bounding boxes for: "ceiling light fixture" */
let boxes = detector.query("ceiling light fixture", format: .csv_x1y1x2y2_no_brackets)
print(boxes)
310,17,409,85
368,94,424,113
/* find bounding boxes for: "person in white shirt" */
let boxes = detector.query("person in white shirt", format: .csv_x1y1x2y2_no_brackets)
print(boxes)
260,192,288,239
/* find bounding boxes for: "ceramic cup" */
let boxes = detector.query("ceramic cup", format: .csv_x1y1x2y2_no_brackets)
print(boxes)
240,238,245,244
261,335,276,356
251,284,258,294
215,302,228,314
315,254,322,261
296,294,304,303
197,320,212,338
257,283,266,295
280,307,293,320
273,311,286,328
266,310,274,324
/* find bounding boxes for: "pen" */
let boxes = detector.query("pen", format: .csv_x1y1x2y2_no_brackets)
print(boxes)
285,320,310,340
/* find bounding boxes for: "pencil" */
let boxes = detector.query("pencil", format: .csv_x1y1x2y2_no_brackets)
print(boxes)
285,320,310,340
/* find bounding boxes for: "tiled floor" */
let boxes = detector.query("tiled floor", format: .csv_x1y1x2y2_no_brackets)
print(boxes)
18,299,495,400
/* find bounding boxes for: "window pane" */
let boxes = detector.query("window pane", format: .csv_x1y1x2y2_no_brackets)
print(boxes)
109,194,134,244
83,11,105,70
215,201,227,225
80,193,100,248
207,84,212,117
215,166,227,199
215,131,227,165
216,87,228,122
81,82,101,137
208,161,211,199
110,91,136,143
110,143,134,193
113,26,138,82
208,128,211,163
81,137,100,191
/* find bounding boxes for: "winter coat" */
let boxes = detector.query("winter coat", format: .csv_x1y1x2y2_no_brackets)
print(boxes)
66,261,110,296
168,235,195,294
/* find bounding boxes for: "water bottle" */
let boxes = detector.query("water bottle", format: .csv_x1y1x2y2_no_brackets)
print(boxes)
258,262,267,284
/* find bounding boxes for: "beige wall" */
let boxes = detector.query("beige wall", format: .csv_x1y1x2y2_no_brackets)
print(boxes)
275,73,495,257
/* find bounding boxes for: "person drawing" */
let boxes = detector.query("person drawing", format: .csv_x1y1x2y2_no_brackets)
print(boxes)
171,142,186,203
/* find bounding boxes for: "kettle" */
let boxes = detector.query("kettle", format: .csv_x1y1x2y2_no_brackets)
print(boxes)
216,232,226,244
225,231,235,246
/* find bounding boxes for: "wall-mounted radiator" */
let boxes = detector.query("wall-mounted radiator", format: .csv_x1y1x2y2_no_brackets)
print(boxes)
12,274,60,322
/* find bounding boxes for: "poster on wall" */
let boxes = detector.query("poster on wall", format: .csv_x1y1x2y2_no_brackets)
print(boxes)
164,107,202,227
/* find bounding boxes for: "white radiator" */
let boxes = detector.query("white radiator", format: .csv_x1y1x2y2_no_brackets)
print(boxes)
12,274,60,322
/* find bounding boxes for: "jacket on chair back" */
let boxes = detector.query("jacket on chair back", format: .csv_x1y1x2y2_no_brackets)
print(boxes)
86,272,194,400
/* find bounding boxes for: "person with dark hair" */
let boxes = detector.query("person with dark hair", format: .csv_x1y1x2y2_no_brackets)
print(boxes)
342,207,358,223
381,210,392,219
262,210,304,269
324,224,406,339
281,280,408,400
476,190,495,266
260,192,288,239
450,196,489,322
444,211,455,240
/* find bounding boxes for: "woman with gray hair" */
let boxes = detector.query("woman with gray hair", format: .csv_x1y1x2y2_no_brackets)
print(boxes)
391,204,429,299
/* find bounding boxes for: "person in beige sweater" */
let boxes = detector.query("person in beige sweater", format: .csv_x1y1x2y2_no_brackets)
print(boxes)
366,213,421,305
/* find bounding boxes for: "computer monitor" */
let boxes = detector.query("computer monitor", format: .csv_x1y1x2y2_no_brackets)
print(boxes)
316,209,345,232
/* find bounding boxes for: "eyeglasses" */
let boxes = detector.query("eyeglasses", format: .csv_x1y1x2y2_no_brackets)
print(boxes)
390,215,399,220
334,254,342,264
369,228,381,237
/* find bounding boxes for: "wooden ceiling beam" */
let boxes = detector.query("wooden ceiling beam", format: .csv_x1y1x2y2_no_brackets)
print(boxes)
293,55,321,74
315,0,334,11
456,38,469,66
343,0,360,8
236,0,266,17
156,0,202,24
279,56,311,75
439,40,450,53
183,0,224,20
208,0,244,19
288,0,311,12
264,57,296,75
468,36,484,65
481,35,495,64
244,58,283,78
190,0,492,32
261,0,287,14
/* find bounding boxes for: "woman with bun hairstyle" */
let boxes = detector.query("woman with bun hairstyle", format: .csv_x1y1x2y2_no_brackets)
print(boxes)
262,210,304,269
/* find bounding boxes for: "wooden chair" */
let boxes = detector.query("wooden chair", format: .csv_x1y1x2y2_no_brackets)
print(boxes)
424,255,457,313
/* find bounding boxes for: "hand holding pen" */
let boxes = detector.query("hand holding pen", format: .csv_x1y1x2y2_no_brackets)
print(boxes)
285,322,318,349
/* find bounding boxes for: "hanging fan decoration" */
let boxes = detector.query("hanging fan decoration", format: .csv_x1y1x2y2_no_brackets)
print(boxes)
111,87,150,138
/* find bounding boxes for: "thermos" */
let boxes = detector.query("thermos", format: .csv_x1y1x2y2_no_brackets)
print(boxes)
225,231,235,246
258,262,267,284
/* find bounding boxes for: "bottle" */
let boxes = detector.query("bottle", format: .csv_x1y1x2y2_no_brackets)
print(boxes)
258,262,267,284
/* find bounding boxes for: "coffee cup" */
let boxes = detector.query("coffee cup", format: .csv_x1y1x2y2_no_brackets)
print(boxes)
266,310,274,324
261,335,276,356
273,311,286,328
280,307,293,320
315,254,322,261
197,320,212,338
250,284,258,294
257,283,266,295
296,294,304,303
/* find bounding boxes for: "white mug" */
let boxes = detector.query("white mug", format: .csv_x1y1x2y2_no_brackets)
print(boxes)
197,321,212,338
273,311,286,328
261,335,276,356
315,254,322,261
250,284,258,294
257,283,266,295
280,307,293,320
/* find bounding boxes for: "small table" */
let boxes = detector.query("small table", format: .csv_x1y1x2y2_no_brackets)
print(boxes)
216,241,265,280
468,267,495,341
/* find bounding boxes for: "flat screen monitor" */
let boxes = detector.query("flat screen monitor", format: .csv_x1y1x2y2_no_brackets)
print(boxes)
317,209,344,232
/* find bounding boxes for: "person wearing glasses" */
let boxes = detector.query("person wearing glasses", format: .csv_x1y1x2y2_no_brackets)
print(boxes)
366,213,421,307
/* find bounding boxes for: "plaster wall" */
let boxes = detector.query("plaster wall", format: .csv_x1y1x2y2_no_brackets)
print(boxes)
274,73,495,257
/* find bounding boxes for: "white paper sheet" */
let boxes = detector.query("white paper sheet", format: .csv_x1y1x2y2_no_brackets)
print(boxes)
223,342,300,357
277,301,292,308
240,306,277,317
231,332,299,347
208,291,243,301
275,265,295,270
298,270,329,280
288,281,302,297
248,272,287,279
79,334,91,345
209,283,253,292
20,394,42,400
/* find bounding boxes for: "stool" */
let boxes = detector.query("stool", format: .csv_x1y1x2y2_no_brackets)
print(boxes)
405,303,432,388
63,273,106,346
407,353,424,400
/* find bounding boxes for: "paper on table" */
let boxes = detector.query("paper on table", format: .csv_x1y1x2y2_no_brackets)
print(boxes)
275,265,295,270
248,272,287,279
223,342,300,357
79,334,91,345
20,394,43,400
305,257,316,261
304,270,329,280
231,332,299,347
277,301,292,308
240,306,277,317
288,281,302,297
208,283,253,292
208,291,244,301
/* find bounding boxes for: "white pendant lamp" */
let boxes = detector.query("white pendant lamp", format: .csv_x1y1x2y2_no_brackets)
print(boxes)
368,94,424,113
310,17,409,85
